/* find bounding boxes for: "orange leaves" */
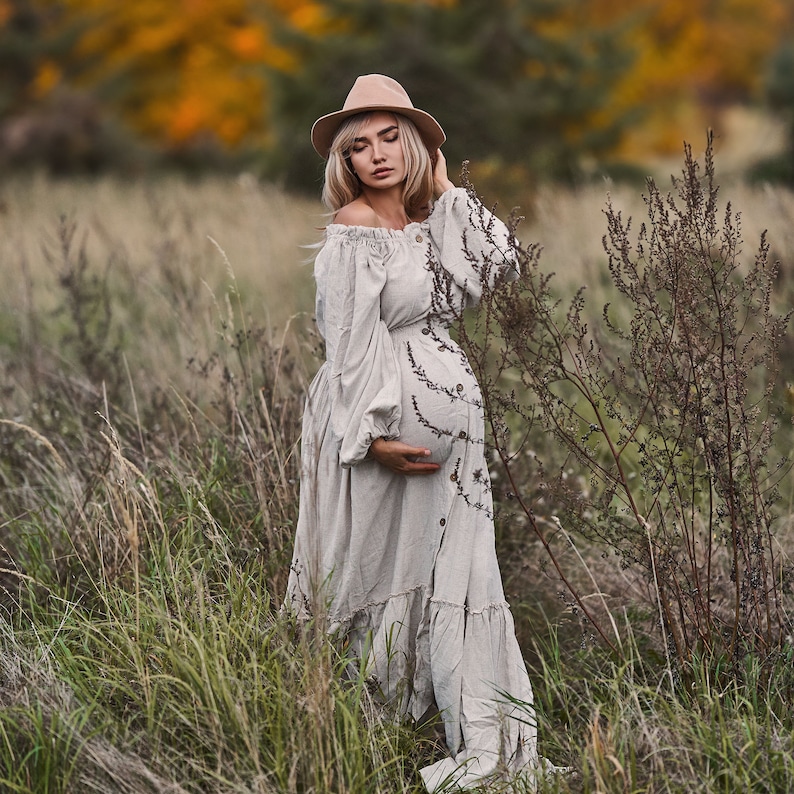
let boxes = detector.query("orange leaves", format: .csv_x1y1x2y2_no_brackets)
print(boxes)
229,25,268,61
273,0,328,34
0,0,12,26
579,0,793,157
32,59,61,97
49,0,317,147
593,0,790,102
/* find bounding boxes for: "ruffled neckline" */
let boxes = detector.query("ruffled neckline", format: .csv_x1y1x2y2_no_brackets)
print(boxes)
324,220,427,239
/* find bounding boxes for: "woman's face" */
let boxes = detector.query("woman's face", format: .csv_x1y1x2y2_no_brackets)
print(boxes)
347,112,406,191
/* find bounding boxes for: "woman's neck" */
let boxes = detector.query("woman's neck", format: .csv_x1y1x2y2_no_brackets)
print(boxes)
360,186,411,230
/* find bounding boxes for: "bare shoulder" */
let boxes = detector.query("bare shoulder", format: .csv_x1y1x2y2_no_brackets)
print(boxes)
333,200,379,228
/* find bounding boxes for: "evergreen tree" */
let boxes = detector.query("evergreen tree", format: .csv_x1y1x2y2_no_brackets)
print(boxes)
0,0,47,118
748,40,794,185
266,0,631,192
765,41,794,181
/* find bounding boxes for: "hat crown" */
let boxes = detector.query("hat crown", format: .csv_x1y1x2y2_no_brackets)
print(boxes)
310,74,444,158
342,74,415,113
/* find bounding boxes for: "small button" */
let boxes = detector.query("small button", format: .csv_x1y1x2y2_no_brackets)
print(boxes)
456,384,464,392
438,345,445,351
415,234,423,243
450,473,457,482
458,430,467,439
439,518,446,526
421,327,430,335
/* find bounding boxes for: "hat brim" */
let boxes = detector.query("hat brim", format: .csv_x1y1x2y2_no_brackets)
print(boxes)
311,105,446,159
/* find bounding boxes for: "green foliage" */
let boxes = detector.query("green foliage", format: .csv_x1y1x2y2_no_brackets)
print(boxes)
749,40,794,184
0,1,133,174
266,0,631,192
0,539,432,791
0,0,45,117
529,626,794,792
766,41,794,116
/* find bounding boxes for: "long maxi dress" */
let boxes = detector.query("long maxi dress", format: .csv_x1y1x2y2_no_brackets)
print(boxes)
286,187,539,790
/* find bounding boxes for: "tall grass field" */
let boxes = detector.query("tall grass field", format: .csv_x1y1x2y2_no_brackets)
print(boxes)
2,150,794,792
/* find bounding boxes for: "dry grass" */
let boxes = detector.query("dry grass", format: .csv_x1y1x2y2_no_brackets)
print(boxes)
0,172,322,409
522,177,794,311
2,166,794,792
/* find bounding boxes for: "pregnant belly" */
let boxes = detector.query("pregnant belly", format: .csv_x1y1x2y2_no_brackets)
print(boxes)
396,338,480,464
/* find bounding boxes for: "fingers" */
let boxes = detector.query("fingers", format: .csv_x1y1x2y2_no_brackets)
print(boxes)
368,438,440,475
431,149,454,197
402,459,441,476
399,443,433,458
394,445,439,474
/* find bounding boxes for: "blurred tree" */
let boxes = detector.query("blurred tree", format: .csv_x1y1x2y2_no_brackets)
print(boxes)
766,41,794,147
4,0,791,177
46,0,326,151
0,0,48,117
0,0,126,172
749,39,794,184
266,0,631,191
585,0,792,157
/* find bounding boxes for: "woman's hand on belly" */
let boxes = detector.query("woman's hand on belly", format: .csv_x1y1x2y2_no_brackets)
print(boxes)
369,438,441,476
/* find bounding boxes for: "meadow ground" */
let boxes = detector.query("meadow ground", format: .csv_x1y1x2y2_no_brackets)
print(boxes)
2,158,794,792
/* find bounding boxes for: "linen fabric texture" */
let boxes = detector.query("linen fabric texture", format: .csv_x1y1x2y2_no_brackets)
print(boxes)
286,187,539,790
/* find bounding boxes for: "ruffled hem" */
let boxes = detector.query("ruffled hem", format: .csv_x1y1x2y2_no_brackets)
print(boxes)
420,754,573,793
327,585,539,789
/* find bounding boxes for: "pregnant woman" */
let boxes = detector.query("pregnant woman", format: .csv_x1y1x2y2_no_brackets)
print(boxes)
286,74,544,791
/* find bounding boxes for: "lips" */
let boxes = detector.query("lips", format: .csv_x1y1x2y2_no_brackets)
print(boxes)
373,168,392,177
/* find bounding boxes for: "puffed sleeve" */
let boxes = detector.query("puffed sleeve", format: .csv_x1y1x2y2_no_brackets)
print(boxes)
314,229,402,467
425,187,520,306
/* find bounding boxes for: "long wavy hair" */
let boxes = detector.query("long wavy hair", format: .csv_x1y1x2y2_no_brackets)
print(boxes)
321,112,434,219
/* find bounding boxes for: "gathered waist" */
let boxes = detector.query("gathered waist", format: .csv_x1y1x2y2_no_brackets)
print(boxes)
389,317,451,344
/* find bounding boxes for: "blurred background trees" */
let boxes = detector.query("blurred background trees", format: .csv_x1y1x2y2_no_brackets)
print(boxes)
266,0,630,192
750,38,794,183
0,0,792,187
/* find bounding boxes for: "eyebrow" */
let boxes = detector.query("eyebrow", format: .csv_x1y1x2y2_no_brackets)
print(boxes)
353,125,398,143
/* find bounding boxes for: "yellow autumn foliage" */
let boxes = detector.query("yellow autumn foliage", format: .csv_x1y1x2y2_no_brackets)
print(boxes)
5,0,794,158
35,0,328,146
586,0,792,155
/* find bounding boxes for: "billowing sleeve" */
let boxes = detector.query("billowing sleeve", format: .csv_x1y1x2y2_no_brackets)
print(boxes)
425,187,520,306
315,230,402,468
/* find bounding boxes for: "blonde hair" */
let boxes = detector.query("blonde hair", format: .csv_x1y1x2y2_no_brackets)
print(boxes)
321,112,434,218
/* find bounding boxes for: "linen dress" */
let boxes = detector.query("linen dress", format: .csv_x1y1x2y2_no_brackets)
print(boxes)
286,187,539,790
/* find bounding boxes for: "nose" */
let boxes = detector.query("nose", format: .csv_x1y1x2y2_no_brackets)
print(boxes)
371,143,385,163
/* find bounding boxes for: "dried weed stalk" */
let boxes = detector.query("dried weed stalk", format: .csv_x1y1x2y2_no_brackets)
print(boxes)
448,137,792,667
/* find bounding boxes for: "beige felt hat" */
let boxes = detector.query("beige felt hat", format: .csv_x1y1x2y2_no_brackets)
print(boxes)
311,74,446,158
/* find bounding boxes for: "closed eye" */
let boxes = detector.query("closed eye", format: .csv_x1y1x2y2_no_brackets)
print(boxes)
351,125,399,152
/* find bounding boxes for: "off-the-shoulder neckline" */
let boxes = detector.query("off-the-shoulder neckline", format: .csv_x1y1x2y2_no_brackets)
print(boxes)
324,186,462,237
